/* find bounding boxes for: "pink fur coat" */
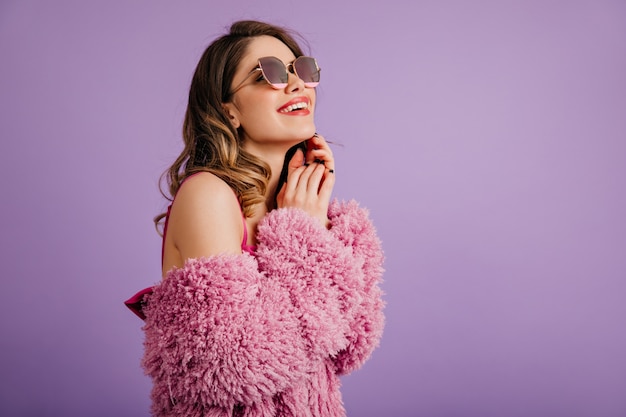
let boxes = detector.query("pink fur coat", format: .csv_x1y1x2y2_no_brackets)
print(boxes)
141,200,385,416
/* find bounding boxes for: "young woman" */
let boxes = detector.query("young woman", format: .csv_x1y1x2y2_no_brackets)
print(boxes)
125,20,385,417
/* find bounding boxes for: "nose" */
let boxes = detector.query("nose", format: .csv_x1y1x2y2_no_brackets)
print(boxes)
285,69,305,93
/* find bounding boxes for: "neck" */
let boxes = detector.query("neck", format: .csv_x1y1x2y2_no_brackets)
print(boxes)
243,140,301,210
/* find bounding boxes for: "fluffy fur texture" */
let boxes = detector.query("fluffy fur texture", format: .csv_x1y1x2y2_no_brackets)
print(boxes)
142,200,384,417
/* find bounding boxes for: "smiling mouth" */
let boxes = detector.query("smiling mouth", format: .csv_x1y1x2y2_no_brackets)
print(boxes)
279,102,309,113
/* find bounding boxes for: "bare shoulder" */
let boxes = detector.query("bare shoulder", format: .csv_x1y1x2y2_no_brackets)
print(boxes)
173,172,238,210
167,172,243,261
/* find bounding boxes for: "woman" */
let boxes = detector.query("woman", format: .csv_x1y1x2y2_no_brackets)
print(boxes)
125,20,385,417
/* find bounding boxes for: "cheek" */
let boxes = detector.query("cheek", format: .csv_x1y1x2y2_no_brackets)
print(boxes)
241,102,272,125
237,102,277,134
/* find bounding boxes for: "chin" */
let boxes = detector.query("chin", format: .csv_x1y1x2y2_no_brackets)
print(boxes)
297,124,316,140
277,128,315,144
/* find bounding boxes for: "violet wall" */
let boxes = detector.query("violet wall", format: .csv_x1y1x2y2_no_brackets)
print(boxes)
1,1,625,416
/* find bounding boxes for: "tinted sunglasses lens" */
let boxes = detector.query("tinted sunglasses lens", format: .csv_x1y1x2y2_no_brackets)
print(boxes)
259,57,288,88
294,57,320,87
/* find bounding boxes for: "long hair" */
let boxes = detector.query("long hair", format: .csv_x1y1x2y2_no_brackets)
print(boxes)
155,20,307,229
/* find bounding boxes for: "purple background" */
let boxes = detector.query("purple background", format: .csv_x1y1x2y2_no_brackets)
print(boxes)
1,1,625,416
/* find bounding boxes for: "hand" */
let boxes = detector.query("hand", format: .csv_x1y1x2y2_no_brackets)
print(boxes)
276,134,335,227
305,133,335,173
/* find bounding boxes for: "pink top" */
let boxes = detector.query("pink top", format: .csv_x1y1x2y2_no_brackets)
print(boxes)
240,215,257,255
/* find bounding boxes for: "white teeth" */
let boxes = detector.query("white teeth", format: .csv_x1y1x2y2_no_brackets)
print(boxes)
280,102,308,113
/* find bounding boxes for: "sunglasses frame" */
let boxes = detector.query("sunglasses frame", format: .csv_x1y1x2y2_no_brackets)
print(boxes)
230,56,320,94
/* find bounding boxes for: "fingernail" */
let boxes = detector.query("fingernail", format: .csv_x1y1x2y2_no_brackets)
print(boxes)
328,169,334,174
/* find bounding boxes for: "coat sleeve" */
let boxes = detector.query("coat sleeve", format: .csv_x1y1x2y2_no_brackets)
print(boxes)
254,207,355,361
256,202,385,375
141,254,313,416
326,200,386,375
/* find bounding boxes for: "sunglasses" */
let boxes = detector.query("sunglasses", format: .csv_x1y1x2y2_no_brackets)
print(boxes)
231,56,321,93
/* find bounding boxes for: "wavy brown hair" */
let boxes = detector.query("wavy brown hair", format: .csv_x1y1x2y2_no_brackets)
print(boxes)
155,20,308,229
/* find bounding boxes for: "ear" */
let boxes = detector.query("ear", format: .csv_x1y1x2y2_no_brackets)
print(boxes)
222,103,241,129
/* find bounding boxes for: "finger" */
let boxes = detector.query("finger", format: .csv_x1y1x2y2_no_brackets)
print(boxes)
288,148,305,173
304,162,326,196
306,134,334,171
281,148,306,201
305,138,317,165
308,149,335,171
276,181,286,207
317,164,336,203
283,164,307,199
293,163,320,201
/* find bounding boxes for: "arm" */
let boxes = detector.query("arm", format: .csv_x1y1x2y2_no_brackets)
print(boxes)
327,199,385,375
254,207,353,360
145,173,313,414
161,173,244,276
142,254,312,415
255,199,385,375
275,136,385,374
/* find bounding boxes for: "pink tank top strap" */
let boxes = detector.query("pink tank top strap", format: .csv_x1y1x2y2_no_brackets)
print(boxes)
240,218,257,255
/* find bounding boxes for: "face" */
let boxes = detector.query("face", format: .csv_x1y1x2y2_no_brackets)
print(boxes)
223,36,317,155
